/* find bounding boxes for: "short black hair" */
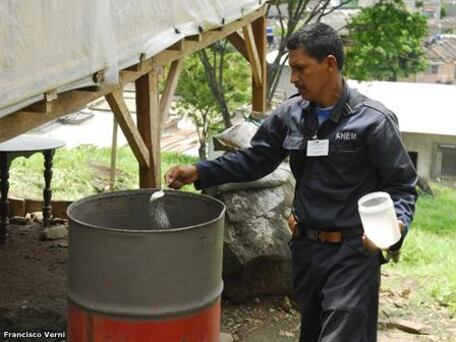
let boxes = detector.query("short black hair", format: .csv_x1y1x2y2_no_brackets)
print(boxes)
287,22,344,71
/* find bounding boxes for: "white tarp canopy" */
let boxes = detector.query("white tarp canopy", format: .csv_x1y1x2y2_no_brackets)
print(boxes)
0,0,265,117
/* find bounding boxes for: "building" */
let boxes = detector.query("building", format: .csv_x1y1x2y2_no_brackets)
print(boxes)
348,80,456,180
415,35,456,84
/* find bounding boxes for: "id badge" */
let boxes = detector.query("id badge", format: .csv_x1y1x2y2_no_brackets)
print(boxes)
307,139,329,157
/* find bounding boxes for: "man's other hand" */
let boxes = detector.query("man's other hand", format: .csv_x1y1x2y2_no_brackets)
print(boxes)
164,165,199,189
287,214,298,238
362,220,405,252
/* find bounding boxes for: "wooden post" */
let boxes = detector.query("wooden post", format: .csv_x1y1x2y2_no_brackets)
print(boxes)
136,69,161,188
251,15,267,115
110,118,118,190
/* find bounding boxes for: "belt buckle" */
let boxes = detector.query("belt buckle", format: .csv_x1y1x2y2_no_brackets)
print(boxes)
307,229,321,242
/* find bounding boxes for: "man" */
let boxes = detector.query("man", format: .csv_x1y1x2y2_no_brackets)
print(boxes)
165,23,417,341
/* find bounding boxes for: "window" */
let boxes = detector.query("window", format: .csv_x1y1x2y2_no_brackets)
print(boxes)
430,64,439,74
441,146,456,177
435,144,456,178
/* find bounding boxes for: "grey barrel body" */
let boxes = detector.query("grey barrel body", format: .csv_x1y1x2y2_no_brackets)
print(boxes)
67,189,225,318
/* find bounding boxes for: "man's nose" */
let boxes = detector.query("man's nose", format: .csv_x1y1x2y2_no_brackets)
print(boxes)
290,71,298,84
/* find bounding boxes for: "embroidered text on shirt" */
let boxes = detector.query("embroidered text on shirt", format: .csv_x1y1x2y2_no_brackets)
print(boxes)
336,131,357,141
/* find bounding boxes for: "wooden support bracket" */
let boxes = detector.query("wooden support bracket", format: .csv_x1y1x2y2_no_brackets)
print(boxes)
160,59,183,129
227,31,249,60
105,89,150,168
243,24,263,87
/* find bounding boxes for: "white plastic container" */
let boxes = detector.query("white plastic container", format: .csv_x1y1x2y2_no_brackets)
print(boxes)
357,192,400,249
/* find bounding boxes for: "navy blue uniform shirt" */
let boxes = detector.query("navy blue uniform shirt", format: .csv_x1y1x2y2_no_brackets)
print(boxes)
195,82,418,245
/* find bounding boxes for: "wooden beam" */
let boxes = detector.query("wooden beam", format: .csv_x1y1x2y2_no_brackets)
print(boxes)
105,89,150,168
251,15,267,113
153,6,266,66
136,69,162,188
227,31,249,60
166,40,184,51
243,24,262,87
23,100,53,114
22,90,57,114
160,59,183,129
0,85,116,143
185,34,202,42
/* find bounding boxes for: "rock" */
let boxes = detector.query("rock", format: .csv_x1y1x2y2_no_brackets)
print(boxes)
280,297,293,313
30,212,43,223
221,214,293,302
40,225,68,241
279,330,295,338
218,163,294,193
217,176,295,303
10,216,30,225
49,217,67,225
57,242,68,248
220,332,234,342
391,319,430,335
221,187,287,222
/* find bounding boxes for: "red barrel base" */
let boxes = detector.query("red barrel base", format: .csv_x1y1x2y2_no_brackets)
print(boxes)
68,300,220,342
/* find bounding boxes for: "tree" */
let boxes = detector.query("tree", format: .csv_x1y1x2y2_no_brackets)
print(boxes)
177,49,250,160
266,0,351,105
199,42,251,129
345,0,428,81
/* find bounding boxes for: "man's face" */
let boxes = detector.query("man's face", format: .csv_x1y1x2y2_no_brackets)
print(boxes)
288,48,332,103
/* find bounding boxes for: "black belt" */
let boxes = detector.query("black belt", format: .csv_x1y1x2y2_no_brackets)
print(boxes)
298,224,363,243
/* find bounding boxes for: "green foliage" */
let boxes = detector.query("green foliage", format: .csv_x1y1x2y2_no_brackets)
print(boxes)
345,0,428,81
387,184,456,312
176,45,250,158
178,53,220,127
9,146,198,201
440,6,447,19
186,42,251,111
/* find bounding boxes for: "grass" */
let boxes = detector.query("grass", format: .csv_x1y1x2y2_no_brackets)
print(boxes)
9,145,198,201
8,146,456,312
386,184,456,313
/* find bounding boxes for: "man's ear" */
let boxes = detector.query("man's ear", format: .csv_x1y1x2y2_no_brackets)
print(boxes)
325,55,338,72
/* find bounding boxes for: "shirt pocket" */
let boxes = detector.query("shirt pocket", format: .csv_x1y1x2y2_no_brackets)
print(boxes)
282,133,307,151
325,150,366,186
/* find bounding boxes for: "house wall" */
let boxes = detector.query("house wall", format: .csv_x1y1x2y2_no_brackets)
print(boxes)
402,132,456,179
416,62,456,84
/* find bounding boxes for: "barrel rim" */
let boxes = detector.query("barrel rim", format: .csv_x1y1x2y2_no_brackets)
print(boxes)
66,188,225,233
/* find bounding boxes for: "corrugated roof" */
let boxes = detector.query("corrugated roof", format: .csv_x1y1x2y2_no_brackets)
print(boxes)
425,35,456,63
347,80,456,136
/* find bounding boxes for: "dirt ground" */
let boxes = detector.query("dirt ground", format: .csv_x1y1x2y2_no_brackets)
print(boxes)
0,220,455,342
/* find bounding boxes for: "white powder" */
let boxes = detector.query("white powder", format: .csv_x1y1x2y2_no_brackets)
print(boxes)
148,196,171,230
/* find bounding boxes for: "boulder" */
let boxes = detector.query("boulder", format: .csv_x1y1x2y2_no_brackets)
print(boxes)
217,172,295,303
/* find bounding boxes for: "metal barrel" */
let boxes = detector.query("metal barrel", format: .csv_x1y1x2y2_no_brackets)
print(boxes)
66,189,225,342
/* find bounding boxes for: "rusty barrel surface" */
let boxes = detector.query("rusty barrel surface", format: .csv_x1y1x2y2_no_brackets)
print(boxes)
66,189,225,342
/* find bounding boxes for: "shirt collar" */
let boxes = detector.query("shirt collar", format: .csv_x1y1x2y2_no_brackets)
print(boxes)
298,79,351,124
329,79,350,123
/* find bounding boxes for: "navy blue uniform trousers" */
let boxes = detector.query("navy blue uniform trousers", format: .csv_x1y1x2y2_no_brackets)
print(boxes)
289,234,381,342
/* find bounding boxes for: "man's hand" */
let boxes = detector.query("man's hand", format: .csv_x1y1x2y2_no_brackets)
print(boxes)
164,165,199,189
287,214,298,238
362,220,405,252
